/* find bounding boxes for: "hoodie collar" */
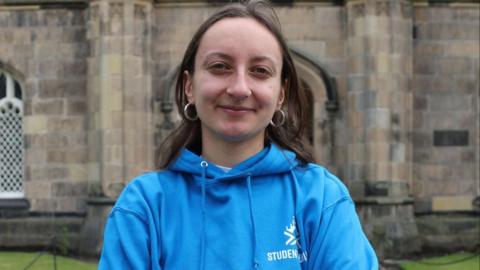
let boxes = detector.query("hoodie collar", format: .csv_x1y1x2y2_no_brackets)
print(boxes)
169,143,297,180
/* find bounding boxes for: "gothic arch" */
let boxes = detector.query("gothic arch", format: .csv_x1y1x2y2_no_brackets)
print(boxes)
290,49,338,112
0,61,25,84
290,48,339,166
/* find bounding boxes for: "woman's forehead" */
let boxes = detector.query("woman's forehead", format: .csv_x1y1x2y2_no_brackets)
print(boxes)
195,17,283,64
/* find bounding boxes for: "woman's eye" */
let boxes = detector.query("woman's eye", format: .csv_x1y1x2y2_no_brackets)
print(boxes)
208,63,230,72
251,67,272,77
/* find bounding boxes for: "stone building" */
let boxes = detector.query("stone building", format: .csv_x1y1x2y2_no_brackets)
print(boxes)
0,0,478,260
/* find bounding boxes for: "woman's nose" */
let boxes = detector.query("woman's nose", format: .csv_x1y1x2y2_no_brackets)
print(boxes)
226,71,252,100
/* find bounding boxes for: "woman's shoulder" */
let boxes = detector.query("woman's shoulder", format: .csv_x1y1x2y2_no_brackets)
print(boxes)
113,170,179,210
125,169,181,188
293,163,352,208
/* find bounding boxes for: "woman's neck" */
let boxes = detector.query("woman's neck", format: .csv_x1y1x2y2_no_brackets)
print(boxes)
201,132,265,168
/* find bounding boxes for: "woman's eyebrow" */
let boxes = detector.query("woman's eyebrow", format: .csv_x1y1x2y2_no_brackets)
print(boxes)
251,55,278,67
203,52,233,62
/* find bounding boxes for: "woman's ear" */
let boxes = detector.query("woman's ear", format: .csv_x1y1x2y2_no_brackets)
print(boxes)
184,70,194,103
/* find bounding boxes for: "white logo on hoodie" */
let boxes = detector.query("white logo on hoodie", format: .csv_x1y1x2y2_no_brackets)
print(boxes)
266,216,307,263
284,217,301,247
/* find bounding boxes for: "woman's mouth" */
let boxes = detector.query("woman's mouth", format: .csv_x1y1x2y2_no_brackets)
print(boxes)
218,105,254,116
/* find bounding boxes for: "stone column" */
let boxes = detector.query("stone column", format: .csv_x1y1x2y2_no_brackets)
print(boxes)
81,0,153,256
86,0,153,198
345,0,419,258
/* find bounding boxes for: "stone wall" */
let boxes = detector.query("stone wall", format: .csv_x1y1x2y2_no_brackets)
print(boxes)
0,6,89,213
412,5,480,213
345,0,420,258
277,4,347,175
345,0,414,199
86,0,155,199
416,213,480,253
0,216,83,251
357,203,419,259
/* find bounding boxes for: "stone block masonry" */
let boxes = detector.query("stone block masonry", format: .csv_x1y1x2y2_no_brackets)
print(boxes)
412,5,479,213
345,0,419,258
86,0,154,199
0,7,89,213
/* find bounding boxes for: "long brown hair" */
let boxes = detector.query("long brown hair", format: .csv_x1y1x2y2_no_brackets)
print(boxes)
156,0,314,169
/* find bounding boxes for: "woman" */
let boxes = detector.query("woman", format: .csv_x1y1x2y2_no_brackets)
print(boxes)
99,1,378,269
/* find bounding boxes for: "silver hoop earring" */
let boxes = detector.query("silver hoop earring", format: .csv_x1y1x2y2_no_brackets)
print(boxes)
270,109,286,127
184,103,198,121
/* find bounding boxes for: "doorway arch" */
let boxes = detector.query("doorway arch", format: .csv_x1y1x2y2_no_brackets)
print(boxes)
290,49,339,167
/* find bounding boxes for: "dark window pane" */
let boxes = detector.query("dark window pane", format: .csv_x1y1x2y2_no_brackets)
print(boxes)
0,74,6,99
14,80,22,100
433,130,469,147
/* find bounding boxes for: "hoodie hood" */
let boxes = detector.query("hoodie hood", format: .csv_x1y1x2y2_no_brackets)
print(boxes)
169,143,298,180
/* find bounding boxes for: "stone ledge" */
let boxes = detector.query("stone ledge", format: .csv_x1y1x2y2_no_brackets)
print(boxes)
416,213,480,253
0,216,84,251
432,195,476,211
0,198,30,218
356,196,415,205
0,0,87,9
0,0,86,4
85,197,116,206
0,198,30,209
357,203,420,259
79,198,114,257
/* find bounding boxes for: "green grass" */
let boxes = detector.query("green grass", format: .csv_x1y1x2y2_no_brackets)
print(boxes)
0,252,97,270
2,251,478,270
401,252,480,270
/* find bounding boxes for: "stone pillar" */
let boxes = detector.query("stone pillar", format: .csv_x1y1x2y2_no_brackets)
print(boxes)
81,0,153,256
86,0,153,198
345,0,419,258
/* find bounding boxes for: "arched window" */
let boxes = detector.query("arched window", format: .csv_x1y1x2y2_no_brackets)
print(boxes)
0,70,24,198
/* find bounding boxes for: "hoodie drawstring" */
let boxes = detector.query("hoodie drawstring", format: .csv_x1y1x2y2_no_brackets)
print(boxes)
289,169,308,264
200,161,208,270
246,174,259,269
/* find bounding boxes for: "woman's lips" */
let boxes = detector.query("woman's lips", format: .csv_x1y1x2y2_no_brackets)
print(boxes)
218,105,254,116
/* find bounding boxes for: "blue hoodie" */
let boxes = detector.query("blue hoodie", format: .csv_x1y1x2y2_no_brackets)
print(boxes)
99,144,378,269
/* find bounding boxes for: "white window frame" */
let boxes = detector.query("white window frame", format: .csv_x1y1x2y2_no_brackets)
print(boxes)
0,70,24,199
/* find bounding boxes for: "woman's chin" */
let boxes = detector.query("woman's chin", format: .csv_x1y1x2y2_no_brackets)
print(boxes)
217,128,265,144
218,131,252,142
202,123,265,144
